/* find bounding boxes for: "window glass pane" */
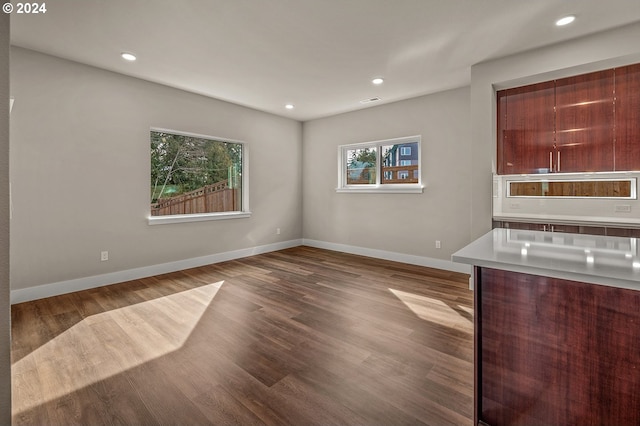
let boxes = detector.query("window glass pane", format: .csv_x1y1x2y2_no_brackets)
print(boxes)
381,142,419,183
150,131,243,216
346,147,377,184
508,179,634,198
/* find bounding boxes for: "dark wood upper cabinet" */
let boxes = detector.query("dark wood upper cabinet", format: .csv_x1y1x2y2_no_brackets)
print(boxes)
497,63,639,174
555,70,614,172
497,82,555,174
615,63,640,171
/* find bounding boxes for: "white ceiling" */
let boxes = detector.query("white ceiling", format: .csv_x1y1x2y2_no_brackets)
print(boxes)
10,0,640,121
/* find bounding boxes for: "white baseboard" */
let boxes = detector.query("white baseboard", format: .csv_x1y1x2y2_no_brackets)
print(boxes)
10,239,303,304
302,239,472,275
11,238,472,304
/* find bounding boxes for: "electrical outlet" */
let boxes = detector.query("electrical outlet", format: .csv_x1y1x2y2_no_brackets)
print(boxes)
276,228,281,235
101,251,109,261
435,240,441,249
615,204,631,213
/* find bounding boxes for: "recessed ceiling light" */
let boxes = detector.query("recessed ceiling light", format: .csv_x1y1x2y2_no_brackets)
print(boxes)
555,15,575,26
285,103,294,110
372,78,384,85
121,52,137,61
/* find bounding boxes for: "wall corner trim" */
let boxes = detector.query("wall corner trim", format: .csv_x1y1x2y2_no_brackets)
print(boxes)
10,239,303,304
302,239,472,275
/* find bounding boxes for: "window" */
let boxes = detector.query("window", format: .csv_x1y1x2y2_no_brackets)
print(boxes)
149,129,250,224
337,136,423,193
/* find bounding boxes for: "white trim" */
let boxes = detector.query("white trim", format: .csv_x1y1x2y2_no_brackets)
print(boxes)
11,238,472,304
302,239,472,275
10,239,303,304
150,127,245,145
335,185,424,194
148,211,252,225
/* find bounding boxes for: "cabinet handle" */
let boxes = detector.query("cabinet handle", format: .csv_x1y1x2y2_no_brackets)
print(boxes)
549,152,553,171
557,151,560,172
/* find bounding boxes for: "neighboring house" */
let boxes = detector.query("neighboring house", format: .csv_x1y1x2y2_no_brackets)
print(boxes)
383,142,419,181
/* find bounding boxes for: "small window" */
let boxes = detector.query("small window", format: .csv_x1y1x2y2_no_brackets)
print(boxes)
337,136,423,193
149,129,250,224
346,146,377,184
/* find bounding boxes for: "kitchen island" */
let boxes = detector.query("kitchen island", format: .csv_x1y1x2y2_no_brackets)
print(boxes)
452,228,640,426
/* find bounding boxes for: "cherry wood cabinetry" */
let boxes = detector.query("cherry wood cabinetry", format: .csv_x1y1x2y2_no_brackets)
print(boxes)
475,267,640,425
615,63,640,171
555,70,614,172
497,82,555,175
497,63,640,174
494,220,580,234
493,220,640,237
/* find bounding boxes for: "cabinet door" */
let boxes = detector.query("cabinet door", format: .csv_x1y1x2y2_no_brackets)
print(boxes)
555,70,614,172
477,267,640,425
497,82,555,174
614,63,640,171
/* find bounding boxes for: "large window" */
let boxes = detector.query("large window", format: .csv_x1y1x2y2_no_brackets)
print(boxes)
149,129,249,224
337,136,423,193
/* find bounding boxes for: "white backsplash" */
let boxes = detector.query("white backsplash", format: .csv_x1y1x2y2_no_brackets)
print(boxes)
493,171,640,226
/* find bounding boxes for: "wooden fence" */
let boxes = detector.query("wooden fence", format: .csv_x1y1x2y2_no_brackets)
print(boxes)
151,180,240,216
347,165,419,184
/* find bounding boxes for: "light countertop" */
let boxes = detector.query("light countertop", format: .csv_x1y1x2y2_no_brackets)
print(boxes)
452,228,640,291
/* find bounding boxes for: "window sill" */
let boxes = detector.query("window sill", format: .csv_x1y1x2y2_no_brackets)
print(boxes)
336,185,424,194
148,211,252,225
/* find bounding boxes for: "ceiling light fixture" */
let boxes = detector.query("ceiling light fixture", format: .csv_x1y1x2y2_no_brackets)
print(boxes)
372,78,384,85
285,103,294,110
121,52,137,61
555,15,575,26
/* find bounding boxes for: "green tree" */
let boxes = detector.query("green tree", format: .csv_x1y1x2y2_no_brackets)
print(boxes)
150,131,241,203
347,148,376,183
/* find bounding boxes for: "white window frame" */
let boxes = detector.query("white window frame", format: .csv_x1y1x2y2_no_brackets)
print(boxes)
337,135,423,194
400,146,411,156
148,128,251,225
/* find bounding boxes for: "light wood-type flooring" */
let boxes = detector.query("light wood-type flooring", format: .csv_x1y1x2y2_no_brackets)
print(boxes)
11,246,474,425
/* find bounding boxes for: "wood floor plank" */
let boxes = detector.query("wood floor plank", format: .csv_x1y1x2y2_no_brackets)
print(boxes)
12,246,474,425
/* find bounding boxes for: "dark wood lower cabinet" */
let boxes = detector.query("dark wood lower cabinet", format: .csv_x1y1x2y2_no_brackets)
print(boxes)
493,220,640,238
475,267,640,426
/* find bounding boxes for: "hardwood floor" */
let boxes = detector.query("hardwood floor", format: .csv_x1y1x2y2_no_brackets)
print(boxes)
11,246,474,425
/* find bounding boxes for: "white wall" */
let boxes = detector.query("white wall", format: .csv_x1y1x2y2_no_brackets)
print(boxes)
9,21,640,304
470,22,640,239
0,11,11,425
10,47,303,296
302,87,472,270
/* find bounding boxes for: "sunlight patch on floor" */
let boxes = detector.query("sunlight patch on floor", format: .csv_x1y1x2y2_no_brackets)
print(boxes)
12,281,223,415
388,288,473,329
